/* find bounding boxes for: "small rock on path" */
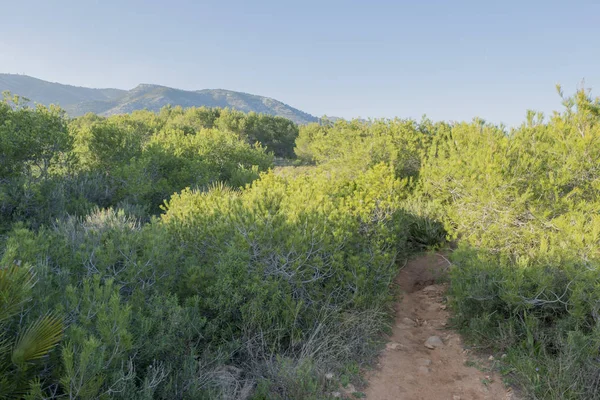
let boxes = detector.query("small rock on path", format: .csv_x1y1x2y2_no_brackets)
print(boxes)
363,253,515,400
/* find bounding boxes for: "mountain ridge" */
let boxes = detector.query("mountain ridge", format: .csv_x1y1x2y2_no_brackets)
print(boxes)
0,73,318,124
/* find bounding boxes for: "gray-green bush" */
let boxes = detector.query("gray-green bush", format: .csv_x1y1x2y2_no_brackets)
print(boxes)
0,96,441,398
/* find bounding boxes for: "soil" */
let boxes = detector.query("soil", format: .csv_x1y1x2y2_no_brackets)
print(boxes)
362,253,516,400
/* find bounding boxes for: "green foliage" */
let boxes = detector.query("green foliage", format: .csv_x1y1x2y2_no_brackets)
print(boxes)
0,92,71,181
0,263,35,321
293,87,600,398
0,160,423,397
11,82,600,398
12,314,63,365
157,106,299,157
0,84,447,398
0,98,279,230
0,97,310,397
0,263,64,399
214,108,300,158
417,88,600,399
295,117,447,179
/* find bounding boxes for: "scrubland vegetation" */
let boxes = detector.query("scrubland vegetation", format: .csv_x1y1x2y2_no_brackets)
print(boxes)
1,87,599,399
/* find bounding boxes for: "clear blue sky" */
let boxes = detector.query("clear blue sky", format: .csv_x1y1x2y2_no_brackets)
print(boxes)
1,0,599,125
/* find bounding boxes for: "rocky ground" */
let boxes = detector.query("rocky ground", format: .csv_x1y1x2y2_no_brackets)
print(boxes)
361,253,516,400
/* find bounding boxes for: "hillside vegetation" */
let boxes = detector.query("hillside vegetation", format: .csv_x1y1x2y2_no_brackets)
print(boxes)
0,74,318,124
1,87,599,399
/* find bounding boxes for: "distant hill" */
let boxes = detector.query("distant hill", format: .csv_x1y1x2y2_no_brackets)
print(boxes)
0,74,318,124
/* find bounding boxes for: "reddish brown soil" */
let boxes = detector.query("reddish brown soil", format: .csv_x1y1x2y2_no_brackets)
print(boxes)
363,253,516,400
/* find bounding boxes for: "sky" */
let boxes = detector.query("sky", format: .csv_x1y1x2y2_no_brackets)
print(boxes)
1,0,599,125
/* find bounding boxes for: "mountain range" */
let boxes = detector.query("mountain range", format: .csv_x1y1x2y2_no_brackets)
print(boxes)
0,74,318,124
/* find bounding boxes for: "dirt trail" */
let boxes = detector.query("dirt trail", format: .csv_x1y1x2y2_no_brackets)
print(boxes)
363,253,515,400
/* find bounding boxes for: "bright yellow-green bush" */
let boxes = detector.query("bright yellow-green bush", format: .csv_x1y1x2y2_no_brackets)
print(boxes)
418,89,600,399
292,88,600,398
295,117,448,180
0,165,424,398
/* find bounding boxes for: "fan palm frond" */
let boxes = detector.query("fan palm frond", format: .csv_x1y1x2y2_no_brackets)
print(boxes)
0,263,35,322
0,333,11,360
11,314,63,366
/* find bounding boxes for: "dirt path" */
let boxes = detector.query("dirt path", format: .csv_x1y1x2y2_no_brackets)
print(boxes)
363,253,515,400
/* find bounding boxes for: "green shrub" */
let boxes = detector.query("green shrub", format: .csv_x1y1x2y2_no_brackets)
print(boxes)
418,88,600,399
16,82,600,398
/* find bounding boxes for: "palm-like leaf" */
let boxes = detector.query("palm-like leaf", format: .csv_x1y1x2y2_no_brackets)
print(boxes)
0,333,11,361
11,314,63,366
0,264,35,322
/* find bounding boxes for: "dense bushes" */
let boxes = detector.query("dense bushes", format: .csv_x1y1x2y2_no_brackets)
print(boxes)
4,85,598,398
0,167,421,398
292,88,600,398
417,88,600,399
295,117,448,180
0,100,276,230
0,96,441,398
159,106,299,158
